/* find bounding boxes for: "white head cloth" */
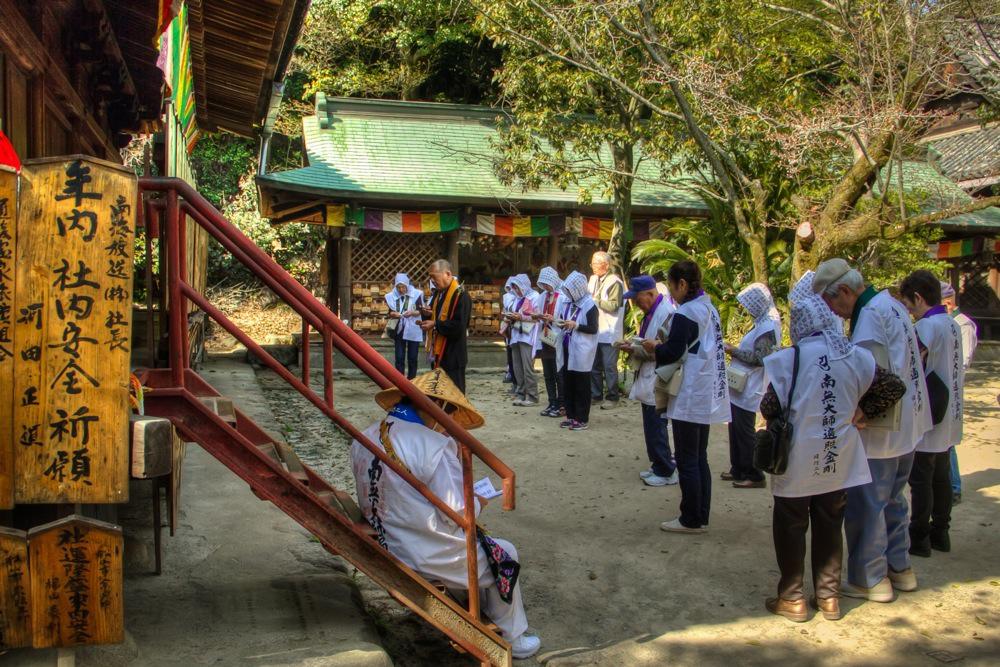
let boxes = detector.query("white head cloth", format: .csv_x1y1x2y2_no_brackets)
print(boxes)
504,276,516,292
393,273,410,289
538,266,561,290
789,271,853,359
560,271,590,303
512,273,533,296
737,282,780,326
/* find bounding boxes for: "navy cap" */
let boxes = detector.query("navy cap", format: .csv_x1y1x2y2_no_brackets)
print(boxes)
624,274,657,299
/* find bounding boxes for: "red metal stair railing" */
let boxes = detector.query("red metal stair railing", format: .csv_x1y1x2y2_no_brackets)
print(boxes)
137,177,517,667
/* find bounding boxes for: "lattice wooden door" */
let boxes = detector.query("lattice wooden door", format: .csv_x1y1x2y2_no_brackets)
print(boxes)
352,231,446,282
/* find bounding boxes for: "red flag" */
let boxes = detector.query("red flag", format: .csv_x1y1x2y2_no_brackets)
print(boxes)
0,129,21,173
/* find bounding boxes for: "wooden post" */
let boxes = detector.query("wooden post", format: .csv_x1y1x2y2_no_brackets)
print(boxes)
337,235,353,322
547,234,560,269
28,516,123,648
324,227,337,312
0,167,17,510
0,527,31,650
447,230,460,275
13,157,136,504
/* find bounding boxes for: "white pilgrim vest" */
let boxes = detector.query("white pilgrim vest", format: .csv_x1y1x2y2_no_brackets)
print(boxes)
666,294,732,424
763,336,875,498
555,298,598,373
350,417,488,585
531,290,561,356
851,290,932,459
953,312,977,369
588,274,625,344
385,290,425,342
729,319,778,412
509,290,539,346
915,313,965,453
629,297,675,406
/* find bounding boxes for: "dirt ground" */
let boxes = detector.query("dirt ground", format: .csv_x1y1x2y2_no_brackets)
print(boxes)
256,360,1000,667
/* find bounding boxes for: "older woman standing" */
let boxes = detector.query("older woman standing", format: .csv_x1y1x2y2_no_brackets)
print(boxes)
761,275,905,622
385,273,424,379
645,260,730,533
532,267,565,417
507,274,539,407
556,271,600,431
724,283,781,489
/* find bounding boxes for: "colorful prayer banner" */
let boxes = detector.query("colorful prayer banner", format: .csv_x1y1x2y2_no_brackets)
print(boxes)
927,237,989,259
158,3,199,152
325,206,460,233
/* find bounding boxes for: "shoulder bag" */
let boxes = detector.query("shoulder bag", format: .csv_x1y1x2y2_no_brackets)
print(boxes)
753,345,799,476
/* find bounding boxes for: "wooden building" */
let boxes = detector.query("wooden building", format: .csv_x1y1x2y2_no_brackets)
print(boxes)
257,94,709,336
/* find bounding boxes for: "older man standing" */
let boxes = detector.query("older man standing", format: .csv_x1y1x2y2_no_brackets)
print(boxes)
419,259,472,392
588,251,625,409
813,259,932,602
621,275,678,486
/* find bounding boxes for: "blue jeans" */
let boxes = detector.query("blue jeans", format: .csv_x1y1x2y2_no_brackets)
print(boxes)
672,419,711,528
949,447,962,495
394,337,419,379
641,404,675,477
845,452,915,588
590,343,620,402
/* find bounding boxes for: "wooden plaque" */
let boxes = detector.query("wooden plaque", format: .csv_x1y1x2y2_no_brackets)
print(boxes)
0,527,31,650
13,156,136,503
0,167,17,509
28,516,123,648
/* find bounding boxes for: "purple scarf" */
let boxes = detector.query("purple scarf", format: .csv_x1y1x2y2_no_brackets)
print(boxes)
639,295,664,338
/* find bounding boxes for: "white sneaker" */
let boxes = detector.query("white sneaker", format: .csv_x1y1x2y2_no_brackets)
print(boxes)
639,468,655,480
887,567,918,592
643,470,679,487
510,633,541,659
842,577,895,603
659,518,706,534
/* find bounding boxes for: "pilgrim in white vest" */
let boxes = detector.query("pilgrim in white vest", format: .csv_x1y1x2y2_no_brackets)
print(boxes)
349,369,542,660
899,270,965,557
530,266,565,417
620,274,678,487
940,280,977,503
644,260,730,534
556,271,599,431
502,276,518,386
385,273,424,379
760,285,905,623
813,258,932,602
724,282,781,489
505,274,540,407
587,251,625,408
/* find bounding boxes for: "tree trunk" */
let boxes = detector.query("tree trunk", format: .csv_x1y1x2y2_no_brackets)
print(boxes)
608,142,634,277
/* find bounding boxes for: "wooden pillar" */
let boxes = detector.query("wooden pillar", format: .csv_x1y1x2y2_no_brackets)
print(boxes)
324,227,337,312
949,265,961,304
447,231,459,275
337,235,353,322
548,234,560,269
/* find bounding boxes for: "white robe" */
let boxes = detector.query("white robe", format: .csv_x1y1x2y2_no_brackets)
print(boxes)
915,313,965,453
666,294,731,424
763,335,875,497
554,297,598,373
588,273,625,344
350,417,528,638
851,290,932,459
628,297,675,406
509,289,539,346
953,311,978,369
385,289,425,343
531,289,562,356
729,318,778,413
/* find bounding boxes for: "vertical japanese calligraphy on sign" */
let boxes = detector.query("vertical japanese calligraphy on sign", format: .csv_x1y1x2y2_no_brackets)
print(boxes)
0,167,17,509
12,157,136,504
0,528,31,650
28,516,123,648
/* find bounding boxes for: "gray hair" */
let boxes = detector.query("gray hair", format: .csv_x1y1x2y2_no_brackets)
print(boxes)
591,251,610,266
822,268,865,298
430,259,452,273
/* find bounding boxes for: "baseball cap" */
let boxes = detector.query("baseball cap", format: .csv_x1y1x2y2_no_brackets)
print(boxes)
624,275,657,299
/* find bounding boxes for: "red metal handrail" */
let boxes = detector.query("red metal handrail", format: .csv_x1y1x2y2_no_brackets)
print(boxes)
139,176,516,626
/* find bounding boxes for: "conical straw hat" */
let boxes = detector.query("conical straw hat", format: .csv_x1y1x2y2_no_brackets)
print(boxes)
375,368,485,430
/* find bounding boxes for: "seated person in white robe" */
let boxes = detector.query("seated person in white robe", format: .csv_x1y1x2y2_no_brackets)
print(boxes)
349,368,541,659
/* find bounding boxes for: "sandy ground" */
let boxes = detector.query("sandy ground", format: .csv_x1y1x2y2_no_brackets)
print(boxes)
255,360,1000,667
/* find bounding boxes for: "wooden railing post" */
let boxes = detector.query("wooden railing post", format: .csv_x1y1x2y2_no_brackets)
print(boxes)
165,187,184,388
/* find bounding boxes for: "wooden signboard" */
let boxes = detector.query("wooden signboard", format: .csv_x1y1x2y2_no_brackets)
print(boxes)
0,167,16,509
13,156,136,504
28,516,123,648
0,528,31,650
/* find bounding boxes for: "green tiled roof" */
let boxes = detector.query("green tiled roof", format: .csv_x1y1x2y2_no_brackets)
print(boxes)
878,160,1000,230
258,95,707,216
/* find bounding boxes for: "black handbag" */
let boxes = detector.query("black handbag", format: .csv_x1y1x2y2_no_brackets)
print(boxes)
754,345,799,476
925,370,950,425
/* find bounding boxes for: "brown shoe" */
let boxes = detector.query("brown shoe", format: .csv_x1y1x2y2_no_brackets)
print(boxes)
765,597,808,622
810,596,841,621
720,472,735,481
733,479,767,489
